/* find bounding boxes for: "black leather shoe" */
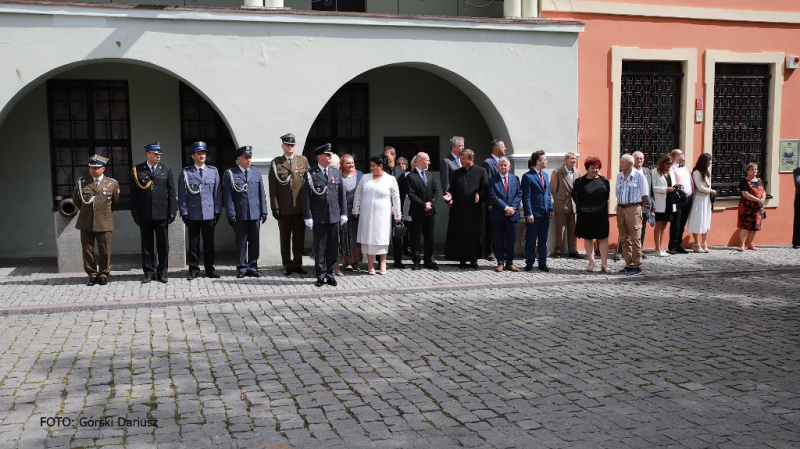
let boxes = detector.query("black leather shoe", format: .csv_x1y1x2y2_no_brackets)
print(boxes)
86,277,97,286
411,264,421,271
326,278,338,287
675,247,689,254
424,262,439,271
205,272,220,279
538,265,550,273
142,275,154,284
284,267,293,276
97,277,108,286
293,266,307,275
524,264,533,272
157,276,168,284
314,279,324,287
188,272,200,280
458,262,467,269
393,261,407,269
469,262,479,269
236,272,246,279
667,249,677,255
246,271,261,278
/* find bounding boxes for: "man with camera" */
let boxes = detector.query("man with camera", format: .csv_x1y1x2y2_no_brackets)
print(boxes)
668,148,693,254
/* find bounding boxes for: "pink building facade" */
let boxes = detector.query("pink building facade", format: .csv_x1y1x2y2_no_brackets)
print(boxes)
542,0,800,247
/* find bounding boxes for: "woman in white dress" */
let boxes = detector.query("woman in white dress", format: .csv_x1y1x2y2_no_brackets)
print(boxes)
687,153,716,253
352,155,402,275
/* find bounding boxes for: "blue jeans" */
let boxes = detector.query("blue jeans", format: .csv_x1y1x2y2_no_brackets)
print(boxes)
525,215,550,266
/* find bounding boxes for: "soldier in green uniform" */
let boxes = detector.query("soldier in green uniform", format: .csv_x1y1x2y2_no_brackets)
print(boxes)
268,133,310,275
72,154,120,286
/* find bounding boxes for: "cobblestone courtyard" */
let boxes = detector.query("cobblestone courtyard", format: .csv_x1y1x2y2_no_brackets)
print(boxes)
0,247,798,448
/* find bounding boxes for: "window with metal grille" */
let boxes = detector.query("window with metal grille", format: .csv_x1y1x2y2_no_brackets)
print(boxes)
619,61,683,168
178,82,237,175
712,64,770,198
47,80,133,209
303,83,370,171
311,0,365,12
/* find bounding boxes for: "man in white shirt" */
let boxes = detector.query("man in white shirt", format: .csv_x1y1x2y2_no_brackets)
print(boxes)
668,149,693,254
632,151,654,251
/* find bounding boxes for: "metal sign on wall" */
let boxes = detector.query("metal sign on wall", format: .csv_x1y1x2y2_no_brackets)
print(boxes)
779,139,799,173
383,136,440,171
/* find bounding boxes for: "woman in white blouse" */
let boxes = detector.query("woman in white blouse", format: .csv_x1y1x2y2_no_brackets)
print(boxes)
687,153,716,252
352,155,402,275
651,154,678,257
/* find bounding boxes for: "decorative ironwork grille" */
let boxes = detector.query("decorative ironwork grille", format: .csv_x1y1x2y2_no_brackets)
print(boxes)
304,83,369,171
47,80,133,209
179,82,237,174
619,61,683,168
712,64,770,198
311,0,365,12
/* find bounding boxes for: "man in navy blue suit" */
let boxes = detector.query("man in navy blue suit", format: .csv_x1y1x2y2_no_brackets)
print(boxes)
488,157,522,272
522,150,554,272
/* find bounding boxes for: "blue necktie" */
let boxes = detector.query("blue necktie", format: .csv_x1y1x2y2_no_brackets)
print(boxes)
421,170,427,187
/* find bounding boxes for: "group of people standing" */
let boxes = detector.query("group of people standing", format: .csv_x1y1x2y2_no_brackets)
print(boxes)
72,131,783,287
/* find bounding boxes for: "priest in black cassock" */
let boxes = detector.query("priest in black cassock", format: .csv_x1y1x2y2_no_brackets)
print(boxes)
443,149,489,268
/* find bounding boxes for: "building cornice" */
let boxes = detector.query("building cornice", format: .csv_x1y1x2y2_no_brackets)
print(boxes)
0,1,584,33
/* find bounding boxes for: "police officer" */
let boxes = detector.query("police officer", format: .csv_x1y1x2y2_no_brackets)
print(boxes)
268,133,310,276
72,154,120,286
130,142,177,284
223,145,268,278
178,141,222,280
302,143,347,287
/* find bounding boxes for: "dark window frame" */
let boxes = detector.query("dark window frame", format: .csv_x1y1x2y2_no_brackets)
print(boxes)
46,79,133,210
178,82,237,175
311,0,366,12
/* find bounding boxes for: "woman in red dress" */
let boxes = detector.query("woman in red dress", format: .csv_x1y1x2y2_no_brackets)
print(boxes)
736,163,766,251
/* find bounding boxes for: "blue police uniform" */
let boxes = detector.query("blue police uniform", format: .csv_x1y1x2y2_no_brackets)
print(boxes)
302,143,347,285
222,146,268,277
178,141,222,278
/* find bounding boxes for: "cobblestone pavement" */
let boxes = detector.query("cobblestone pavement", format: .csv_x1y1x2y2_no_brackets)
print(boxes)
0,248,798,448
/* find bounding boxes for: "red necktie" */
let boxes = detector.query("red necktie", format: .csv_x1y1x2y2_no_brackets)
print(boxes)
503,175,508,193
539,172,544,187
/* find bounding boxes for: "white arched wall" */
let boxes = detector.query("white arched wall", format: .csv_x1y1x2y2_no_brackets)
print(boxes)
0,3,580,262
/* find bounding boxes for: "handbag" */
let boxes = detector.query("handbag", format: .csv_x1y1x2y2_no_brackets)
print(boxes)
392,222,408,238
709,192,717,204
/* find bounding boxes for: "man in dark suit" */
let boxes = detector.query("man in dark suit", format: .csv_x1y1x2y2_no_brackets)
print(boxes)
405,152,439,271
302,143,348,287
72,154,120,286
178,141,222,280
488,157,522,272
269,133,310,276
522,150,554,272
441,136,464,260
130,142,177,283
383,146,408,268
223,146,268,278
481,139,506,261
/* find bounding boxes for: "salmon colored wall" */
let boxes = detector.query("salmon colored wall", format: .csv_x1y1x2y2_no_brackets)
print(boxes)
543,11,800,247
576,0,800,13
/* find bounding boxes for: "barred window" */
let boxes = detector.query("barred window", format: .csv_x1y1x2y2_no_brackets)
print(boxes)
179,82,237,174
303,83,370,171
47,80,133,209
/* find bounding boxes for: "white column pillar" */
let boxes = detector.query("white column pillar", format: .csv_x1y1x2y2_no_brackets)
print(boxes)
243,0,264,7
504,0,522,18
264,0,284,7
522,0,539,18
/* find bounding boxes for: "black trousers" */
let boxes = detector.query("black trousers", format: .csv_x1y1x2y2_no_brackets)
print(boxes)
669,196,693,250
484,207,494,257
313,222,340,280
140,219,169,278
187,219,215,274
410,214,435,265
234,219,260,273
793,199,800,247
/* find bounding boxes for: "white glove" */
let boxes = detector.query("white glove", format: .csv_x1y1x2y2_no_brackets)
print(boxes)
340,215,348,225
304,219,313,229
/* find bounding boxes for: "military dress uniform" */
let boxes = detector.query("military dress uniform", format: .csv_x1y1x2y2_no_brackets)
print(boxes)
130,142,177,283
302,143,347,286
268,133,310,275
223,146,268,277
72,154,120,285
178,141,222,279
